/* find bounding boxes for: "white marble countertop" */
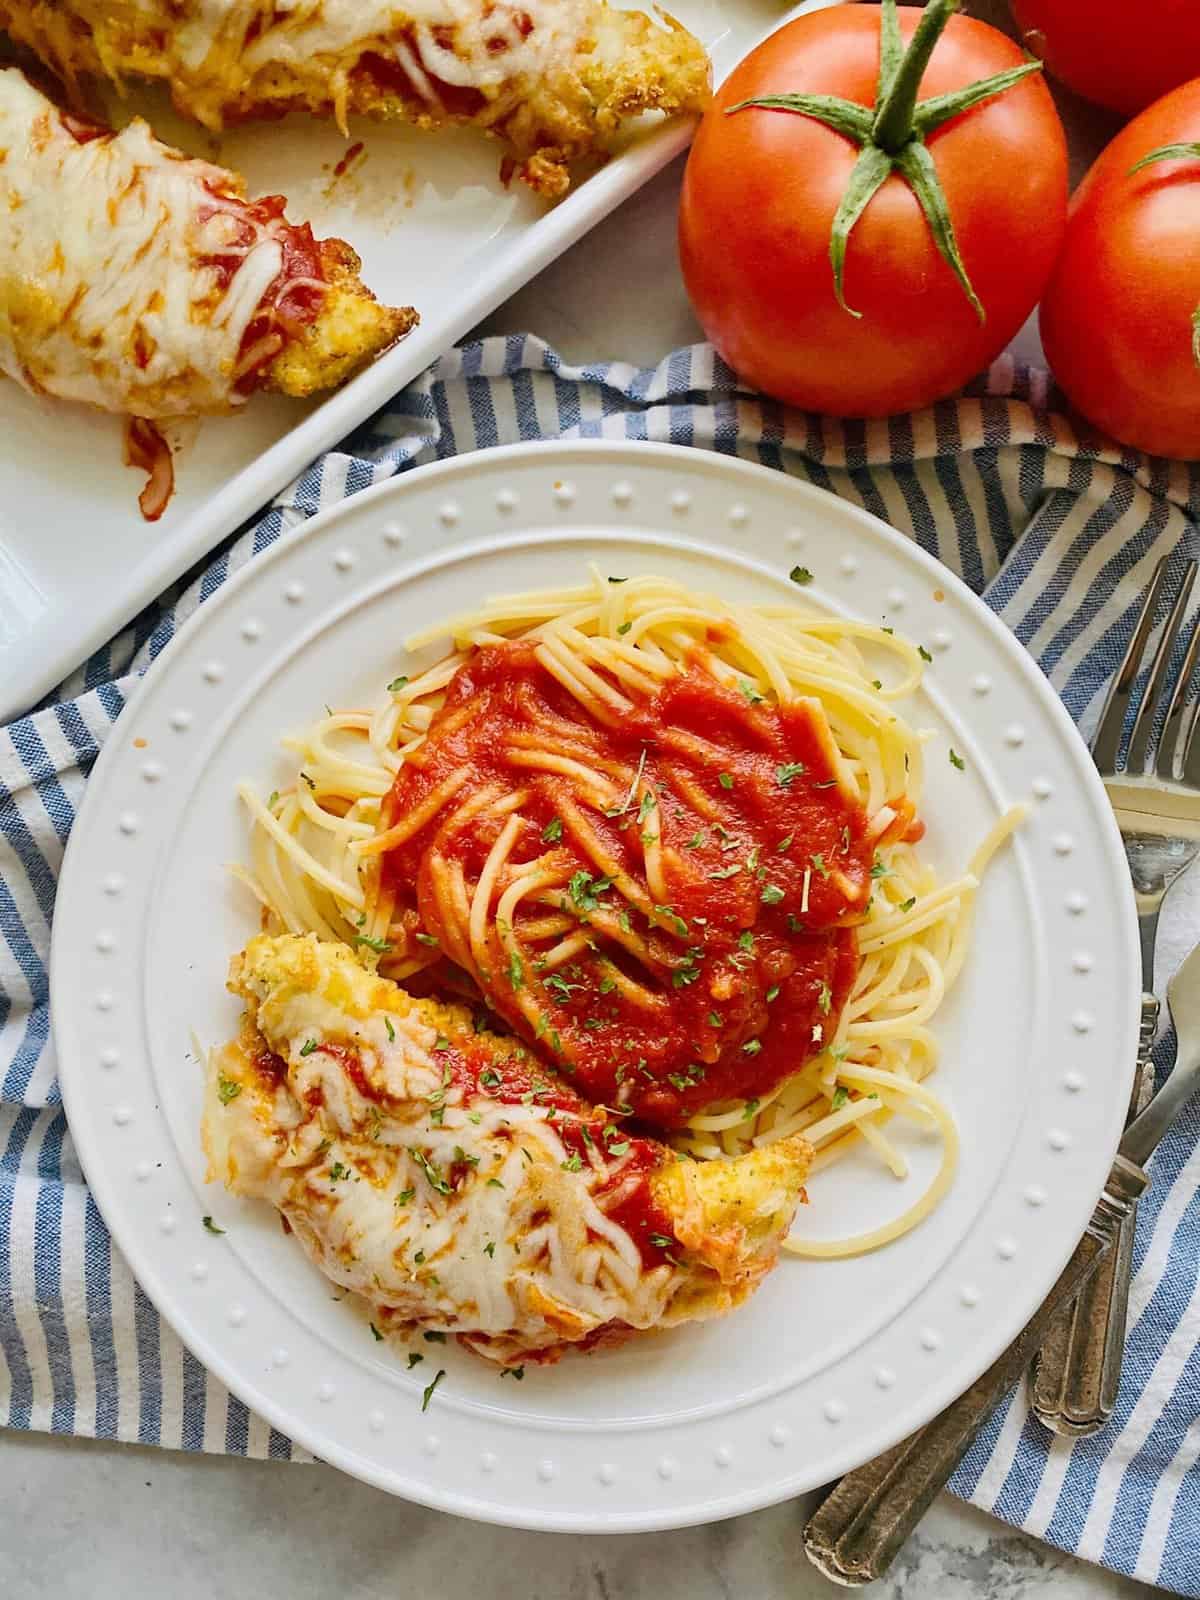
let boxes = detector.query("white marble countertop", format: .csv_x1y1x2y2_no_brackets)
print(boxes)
4,4,1196,1595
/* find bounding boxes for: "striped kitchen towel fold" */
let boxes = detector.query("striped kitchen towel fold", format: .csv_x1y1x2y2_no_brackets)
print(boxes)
3,334,1199,1590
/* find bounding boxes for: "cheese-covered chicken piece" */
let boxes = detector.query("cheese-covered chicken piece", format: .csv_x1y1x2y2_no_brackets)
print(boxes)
0,68,413,423
204,933,810,1365
1,0,711,200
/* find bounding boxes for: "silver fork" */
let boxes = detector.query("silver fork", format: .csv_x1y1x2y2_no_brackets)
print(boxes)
803,558,1200,1585
1030,555,1200,1436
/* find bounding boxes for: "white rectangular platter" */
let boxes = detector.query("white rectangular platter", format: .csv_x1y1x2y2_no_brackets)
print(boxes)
0,0,812,721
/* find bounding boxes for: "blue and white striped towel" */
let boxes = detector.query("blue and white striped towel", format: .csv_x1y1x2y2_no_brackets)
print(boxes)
3,335,1200,1589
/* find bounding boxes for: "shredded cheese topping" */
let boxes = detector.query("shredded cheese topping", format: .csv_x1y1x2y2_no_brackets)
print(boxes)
0,68,284,417
205,934,809,1362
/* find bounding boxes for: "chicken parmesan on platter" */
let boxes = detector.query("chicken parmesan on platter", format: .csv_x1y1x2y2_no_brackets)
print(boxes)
224,568,1023,1366
2,0,712,200
0,67,414,518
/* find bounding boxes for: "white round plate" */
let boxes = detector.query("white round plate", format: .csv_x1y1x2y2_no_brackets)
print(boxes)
53,441,1138,1532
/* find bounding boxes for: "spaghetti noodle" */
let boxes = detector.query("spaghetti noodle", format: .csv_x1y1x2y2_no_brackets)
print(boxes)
234,568,1024,1258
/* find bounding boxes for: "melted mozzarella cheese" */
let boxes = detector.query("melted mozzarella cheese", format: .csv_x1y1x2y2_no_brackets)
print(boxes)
1,0,710,198
206,933,809,1363
0,69,282,417
44,0,607,105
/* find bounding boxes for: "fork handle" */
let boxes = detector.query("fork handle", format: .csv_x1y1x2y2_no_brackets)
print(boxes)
803,1161,1147,1586
1028,994,1159,1436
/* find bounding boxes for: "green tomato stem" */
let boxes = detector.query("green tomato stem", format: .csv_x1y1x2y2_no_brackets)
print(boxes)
727,0,1043,324
872,0,960,154
1129,141,1200,175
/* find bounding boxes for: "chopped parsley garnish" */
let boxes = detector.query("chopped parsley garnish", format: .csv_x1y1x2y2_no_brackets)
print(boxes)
267,790,279,809
655,905,689,938
718,772,735,790
742,1039,763,1056
407,1352,424,1370
739,679,765,705
507,950,524,991
353,933,393,954
395,1187,416,1206
831,1086,849,1111
616,621,632,636
411,1149,452,1195
500,1365,525,1380
777,834,793,852
766,985,780,1003
870,858,891,880
607,575,628,584
216,1074,242,1105
568,870,612,914
899,896,917,913
201,1216,224,1236
743,1098,761,1120
738,930,755,953
810,853,830,879
760,883,785,905
707,1010,723,1027
606,1139,630,1156
918,645,933,663
599,977,616,995
542,816,563,843
561,1153,584,1173
433,1035,450,1052
423,1330,447,1343
385,1017,395,1042
486,1177,504,1189
300,771,316,790
709,862,742,880
671,957,702,988
648,1232,676,1250
370,1322,384,1342
685,831,705,850
387,675,409,693
421,1369,446,1412
415,932,439,948
328,1162,350,1183
483,1241,496,1258
775,762,806,788
414,1249,426,1264
299,1038,317,1057
817,981,832,1015
638,790,657,824
790,565,814,586
949,748,966,771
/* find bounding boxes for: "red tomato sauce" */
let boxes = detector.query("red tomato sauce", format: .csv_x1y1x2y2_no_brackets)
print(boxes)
382,642,878,1129
196,189,326,390
356,47,488,118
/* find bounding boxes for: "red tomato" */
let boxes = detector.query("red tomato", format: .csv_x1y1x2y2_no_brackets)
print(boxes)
678,4,1068,417
1010,0,1200,118
1040,81,1200,460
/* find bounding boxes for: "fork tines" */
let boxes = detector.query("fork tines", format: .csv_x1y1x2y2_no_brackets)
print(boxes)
1092,557,1200,786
